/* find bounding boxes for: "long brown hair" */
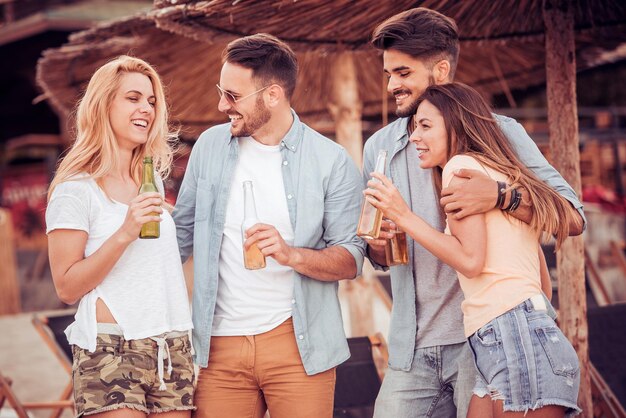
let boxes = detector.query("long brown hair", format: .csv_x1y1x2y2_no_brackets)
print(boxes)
418,82,573,248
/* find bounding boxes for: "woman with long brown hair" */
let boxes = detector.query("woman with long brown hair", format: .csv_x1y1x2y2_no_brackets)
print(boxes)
46,56,194,417
365,82,581,417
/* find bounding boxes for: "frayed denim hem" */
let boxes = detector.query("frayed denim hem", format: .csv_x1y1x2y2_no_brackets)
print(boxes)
473,384,506,401
500,398,582,417
473,387,490,398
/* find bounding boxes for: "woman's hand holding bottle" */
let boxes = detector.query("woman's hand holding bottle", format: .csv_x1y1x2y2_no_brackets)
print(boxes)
364,172,412,226
117,192,163,243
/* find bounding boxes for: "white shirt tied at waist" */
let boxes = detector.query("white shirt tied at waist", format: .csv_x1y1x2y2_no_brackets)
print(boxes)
97,323,189,391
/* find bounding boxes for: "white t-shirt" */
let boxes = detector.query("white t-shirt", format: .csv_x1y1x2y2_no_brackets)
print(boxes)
212,137,295,336
45,175,193,352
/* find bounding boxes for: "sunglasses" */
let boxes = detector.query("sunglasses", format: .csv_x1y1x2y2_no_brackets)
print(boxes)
216,84,271,107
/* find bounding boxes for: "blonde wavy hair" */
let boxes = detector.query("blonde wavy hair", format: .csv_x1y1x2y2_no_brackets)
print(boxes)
48,55,177,199
417,82,574,249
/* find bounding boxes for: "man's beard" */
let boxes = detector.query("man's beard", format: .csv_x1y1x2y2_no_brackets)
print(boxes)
231,95,271,137
395,74,436,118
395,96,420,118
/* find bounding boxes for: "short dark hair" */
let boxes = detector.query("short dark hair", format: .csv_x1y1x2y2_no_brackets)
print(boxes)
371,8,460,79
223,33,298,100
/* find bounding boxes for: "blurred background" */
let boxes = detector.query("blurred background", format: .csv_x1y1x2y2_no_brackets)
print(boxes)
1,1,625,417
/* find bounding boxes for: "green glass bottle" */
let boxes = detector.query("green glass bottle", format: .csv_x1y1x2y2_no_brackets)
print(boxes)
139,156,160,239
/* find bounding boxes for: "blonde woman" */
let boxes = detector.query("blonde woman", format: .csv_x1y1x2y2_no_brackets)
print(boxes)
365,82,582,418
46,56,194,417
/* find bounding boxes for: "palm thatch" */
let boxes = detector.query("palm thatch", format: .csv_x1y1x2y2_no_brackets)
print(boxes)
36,1,626,139
151,0,626,47
151,0,626,87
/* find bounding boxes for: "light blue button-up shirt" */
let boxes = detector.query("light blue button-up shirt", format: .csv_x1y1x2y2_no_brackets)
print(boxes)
363,114,586,371
173,111,366,374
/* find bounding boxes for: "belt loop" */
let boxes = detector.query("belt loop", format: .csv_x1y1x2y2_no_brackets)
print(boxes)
525,299,534,312
117,335,124,354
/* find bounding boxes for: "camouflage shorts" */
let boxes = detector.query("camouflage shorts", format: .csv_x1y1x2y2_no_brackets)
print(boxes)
71,332,195,416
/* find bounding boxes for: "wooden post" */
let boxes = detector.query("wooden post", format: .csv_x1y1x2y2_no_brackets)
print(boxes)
328,52,372,336
0,209,21,315
328,52,363,168
543,1,592,415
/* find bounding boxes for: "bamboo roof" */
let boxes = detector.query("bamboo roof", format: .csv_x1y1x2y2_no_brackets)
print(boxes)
36,1,626,139
151,0,626,49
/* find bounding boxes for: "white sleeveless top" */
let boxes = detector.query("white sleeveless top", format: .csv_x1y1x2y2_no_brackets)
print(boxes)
45,175,193,352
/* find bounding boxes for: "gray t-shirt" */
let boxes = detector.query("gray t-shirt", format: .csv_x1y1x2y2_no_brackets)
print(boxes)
405,145,466,348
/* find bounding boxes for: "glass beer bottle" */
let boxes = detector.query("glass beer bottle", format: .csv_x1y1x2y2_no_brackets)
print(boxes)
385,227,409,266
357,150,387,239
139,156,160,239
242,180,266,270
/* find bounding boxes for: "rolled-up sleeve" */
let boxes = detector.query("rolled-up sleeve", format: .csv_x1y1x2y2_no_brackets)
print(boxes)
323,149,366,277
498,115,587,230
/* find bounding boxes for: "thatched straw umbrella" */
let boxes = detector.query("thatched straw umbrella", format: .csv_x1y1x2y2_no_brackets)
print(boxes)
38,3,625,162
36,2,626,413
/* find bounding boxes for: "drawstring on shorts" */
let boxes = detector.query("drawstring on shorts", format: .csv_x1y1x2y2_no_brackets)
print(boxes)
150,336,173,391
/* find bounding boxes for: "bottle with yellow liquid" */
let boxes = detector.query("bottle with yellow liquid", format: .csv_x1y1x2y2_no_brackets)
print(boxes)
357,150,387,239
385,227,409,266
242,180,266,270
139,156,160,239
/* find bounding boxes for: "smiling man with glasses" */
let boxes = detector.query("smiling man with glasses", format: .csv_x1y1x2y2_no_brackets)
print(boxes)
173,33,365,418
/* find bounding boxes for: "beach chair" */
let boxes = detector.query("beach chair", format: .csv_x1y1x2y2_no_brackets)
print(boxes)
590,363,626,418
0,312,74,418
610,240,626,278
588,303,626,416
333,334,388,418
0,374,29,418
31,312,75,417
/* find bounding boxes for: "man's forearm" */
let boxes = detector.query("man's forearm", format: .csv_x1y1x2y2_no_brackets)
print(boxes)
506,187,533,225
505,187,583,236
288,246,357,281
566,206,584,236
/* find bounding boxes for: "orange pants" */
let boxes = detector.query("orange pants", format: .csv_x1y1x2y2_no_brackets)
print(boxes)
193,318,336,418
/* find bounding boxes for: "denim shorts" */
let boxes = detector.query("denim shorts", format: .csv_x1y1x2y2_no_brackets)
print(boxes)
467,297,582,416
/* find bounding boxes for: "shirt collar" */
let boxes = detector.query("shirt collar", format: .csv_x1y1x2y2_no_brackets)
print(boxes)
395,117,411,142
280,109,303,153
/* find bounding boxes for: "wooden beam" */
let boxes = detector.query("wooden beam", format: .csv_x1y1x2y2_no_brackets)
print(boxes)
543,0,592,415
328,52,363,168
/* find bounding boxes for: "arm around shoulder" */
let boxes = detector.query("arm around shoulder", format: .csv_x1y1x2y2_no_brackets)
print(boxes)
498,115,586,233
